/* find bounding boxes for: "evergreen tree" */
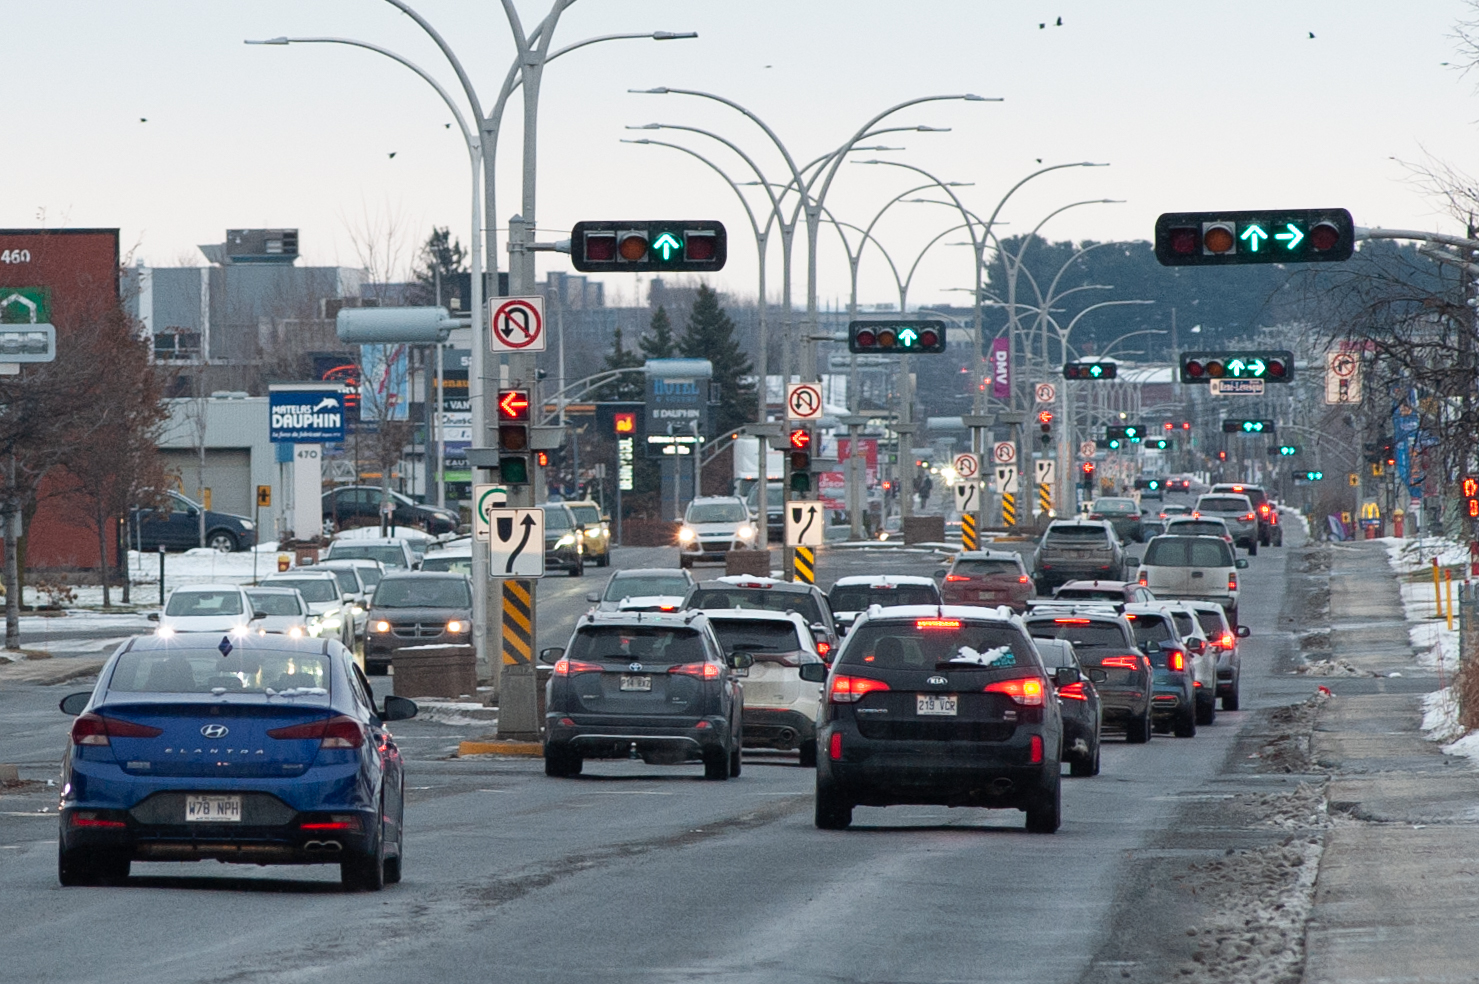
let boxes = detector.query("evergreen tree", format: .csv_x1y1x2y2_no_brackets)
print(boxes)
639,305,678,360
596,326,646,401
679,284,754,433
408,227,467,306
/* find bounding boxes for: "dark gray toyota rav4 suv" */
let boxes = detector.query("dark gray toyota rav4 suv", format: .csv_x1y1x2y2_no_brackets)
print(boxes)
541,611,753,780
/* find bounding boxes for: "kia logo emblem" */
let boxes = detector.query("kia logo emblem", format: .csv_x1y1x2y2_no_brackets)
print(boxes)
200,724,229,739
926,676,947,686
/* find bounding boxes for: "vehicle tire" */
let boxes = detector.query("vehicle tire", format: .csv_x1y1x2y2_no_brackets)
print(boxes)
544,743,581,777
383,823,403,884
569,556,584,578
1196,693,1217,726
1125,709,1152,744
702,746,730,781
58,846,123,886
1025,769,1062,833
1247,539,1258,557
1222,688,1240,712
598,550,610,568
1260,531,1271,547
340,815,385,892
1069,741,1100,778
679,556,692,570
798,738,818,768
729,742,742,777
1174,705,1197,738
1274,528,1284,547
207,530,238,553
814,775,853,830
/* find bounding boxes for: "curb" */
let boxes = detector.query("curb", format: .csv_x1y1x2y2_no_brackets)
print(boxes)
457,740,543,757
0,656,109,687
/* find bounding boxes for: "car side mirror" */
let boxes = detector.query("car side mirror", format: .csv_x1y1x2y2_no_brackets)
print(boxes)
1235,559,1249,569
1054,666,1080,687
798,662,827,683
251,611,268,621
381,695,418,721
538,647,565,665
59,692,90,716
1237,625,1251,638
1187,639,1205,654
1087,667,1108,684
1143,641,1160,654
1125,556,1141,567
933,568,947,579
147,612,160,622
726,652,754,670
585,592,600,604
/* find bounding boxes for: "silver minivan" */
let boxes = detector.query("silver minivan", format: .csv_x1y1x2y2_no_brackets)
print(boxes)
1134,534,1248,626
1193,493,1259,553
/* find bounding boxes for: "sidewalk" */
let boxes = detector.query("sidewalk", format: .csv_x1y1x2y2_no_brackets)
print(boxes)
1303,540,1479,984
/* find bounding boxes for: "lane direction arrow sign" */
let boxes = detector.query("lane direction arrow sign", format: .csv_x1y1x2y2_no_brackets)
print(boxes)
993,465,1019,494
954,481,980,513
488,507,545,577
785,500,824,547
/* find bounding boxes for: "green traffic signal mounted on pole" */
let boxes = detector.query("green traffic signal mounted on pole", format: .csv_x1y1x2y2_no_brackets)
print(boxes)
1154,209,1355,266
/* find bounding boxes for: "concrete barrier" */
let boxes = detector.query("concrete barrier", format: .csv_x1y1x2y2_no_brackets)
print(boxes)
903,516,945,545
391,644,478,699
725,549,773,577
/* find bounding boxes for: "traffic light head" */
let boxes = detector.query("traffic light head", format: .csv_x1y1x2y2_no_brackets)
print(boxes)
1278,445,1299,456
1062,360,1117,380
848,320,947,354
1154,209,1355,266
1181,351,1293,384
571,221,727,272
788,428,812,493
497,389,531,480
1222,419,1275,434
1037,410,1054,446
1146,438,1171,451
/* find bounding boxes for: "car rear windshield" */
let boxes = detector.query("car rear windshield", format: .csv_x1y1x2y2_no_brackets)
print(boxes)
165,590,243,617
708,618,803,654
949,559,1022,577
828,584,940,611
354,566,384,588
1034,642,1076,669
329,544,407,567
1217,486,1266,505
108,649,331,694
1143,537,1234,568
841,620,1035,670
1195,609,1227,636
1172,611,1197,637
567,625,706,663
421,555,472,575
1046,525,1109,543
326,569,360,594
373,578,472,609
687,502,749,524
1130,614,1174,646
1198,497,1250,513
604,575,691,601
247,592,303,617
1054,588,1122,602
1168,521,1225,537
1026,619,1128,649
687,588,824,626
266,578,339,603
1092,499,1137,514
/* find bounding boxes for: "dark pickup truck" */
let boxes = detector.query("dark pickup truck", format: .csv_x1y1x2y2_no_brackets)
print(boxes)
1031,519,1131,594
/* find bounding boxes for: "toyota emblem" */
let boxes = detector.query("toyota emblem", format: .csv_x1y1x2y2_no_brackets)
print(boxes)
629,662,643,672
200,724,229,739
926,676,948,686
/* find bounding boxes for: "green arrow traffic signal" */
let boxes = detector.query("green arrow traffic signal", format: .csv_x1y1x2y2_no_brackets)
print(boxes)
1240,224,1268,252
1279,445,1298,456
651,232,682,260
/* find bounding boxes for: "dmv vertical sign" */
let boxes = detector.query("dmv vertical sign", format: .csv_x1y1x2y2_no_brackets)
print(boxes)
269,385,347,443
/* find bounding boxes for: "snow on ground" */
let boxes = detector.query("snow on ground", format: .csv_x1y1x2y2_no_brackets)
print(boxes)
1380,536,1463,673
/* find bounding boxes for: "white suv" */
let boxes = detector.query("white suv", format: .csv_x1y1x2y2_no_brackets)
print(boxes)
677,496,759,568
1135,534,1247,625
703,609,825,766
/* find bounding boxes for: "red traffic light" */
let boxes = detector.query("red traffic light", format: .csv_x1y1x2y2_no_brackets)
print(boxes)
789,428,811,451
1464,477,1479,498
1037,410,1054,425
1309,222,1341,252
1266,358,1287,378
855,328,876,348
1081,462,1095,474
498,389,530,421
919,328,939,349
685,231,717,262
1182,359,1205,379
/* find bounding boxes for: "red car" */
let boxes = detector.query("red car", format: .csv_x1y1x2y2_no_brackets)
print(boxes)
938,550,1035,611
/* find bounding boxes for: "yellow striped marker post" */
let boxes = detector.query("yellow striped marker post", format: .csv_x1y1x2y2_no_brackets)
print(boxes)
501,579,534,667
793,545,815,584
961,513,978,551
1001,493,1016,527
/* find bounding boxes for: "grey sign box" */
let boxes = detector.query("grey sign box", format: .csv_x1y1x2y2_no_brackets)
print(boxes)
0,324,56,363
643,358,712,458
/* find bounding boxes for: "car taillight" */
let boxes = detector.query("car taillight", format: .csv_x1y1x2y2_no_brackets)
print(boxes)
1100,655,1141,670
984,677,1045,706
1219,632,1235,649
1057,681,1088,701
915,619,961,629
1169,651,1185,672
267,715,365,748
71,713,163,746
553,659,603,676
1054,618,1091,624
1258,504,1270,516
1138,572,1148,587
301,815,360,831
829,731,843,760
815,641,831,658
1244,513,1256,521
829,675,890,703
670,663,722,680
1089,513,1104,520
70,812,127,829
944,574,970,582
1029,734,1044,764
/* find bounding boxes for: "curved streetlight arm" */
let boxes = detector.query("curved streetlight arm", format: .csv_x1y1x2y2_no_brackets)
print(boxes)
815,210,904,300
626,124,790,231
381,0,486,123
622,140,764,246
1080,321,1162,362
537,367,648,423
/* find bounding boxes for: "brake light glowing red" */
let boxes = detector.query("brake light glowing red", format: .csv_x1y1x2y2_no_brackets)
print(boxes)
300,821,355,831
944,574,971,582
1054,618,1091,624
1018,575,1030,585
71,713,164,746
1258,504,1270,516
670,663,722,680
1057,681,1088,701
815,641,831,657
915,619,961,629
1219,633,1235,649
1169,651,1185,672
1029,734,1044,764
829,731,843,760
1228,574,1238,592
1244,513,1256,521
985,677,1045,706
1138,572,1148,587
266,715,365,749
1100,655,1141,669
829,675,890,703
70,813,126,829
553,659,604,676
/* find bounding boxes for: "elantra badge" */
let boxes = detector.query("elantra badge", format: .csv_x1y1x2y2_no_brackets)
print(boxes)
200,724,229,739
926,676,948,685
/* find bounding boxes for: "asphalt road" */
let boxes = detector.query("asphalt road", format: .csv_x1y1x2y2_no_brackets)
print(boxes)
0,518,1311,984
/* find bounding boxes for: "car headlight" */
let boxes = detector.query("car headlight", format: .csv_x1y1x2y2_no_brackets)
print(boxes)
239,520,255,530
351,605,364,615
288,626,304,638
446,620,465,633
600,528,609,538
677,526,697,544
736,524,756,541
555,534,576,548
373,620,391,633
320,616,343,629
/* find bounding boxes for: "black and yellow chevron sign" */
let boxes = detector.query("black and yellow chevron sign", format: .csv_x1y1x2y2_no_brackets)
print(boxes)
1001,493,1016,527
501,579,533,666
793,545,815,584
1038,483,1051,515
961,513,978,550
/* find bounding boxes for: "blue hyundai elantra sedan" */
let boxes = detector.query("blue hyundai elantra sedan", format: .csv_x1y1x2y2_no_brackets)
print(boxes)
56,632,416,890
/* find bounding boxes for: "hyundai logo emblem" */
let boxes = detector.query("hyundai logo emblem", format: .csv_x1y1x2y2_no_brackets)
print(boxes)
629,662,643,672
200,724,229,739
926,676,948,686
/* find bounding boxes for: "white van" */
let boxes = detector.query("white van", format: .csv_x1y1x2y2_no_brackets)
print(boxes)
1134,534,1248,625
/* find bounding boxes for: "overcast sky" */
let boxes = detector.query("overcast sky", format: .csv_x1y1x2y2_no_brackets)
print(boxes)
9,1,1479,310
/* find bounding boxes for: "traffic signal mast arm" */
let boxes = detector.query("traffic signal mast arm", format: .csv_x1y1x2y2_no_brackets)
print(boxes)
1355,227,1479,277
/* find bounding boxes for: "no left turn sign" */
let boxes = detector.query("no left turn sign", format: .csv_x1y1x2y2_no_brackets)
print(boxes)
491,296,546,352
786,382,823,421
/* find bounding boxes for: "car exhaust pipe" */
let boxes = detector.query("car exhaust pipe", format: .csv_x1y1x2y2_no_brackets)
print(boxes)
991,778,1013,792
777,728,797,747
304,840,343,853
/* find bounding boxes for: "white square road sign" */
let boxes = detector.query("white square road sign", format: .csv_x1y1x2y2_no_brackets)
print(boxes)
488,508,545,577
993,465,1019,494
953,480,981,513
784,500,825,547
1035,459,1056,485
